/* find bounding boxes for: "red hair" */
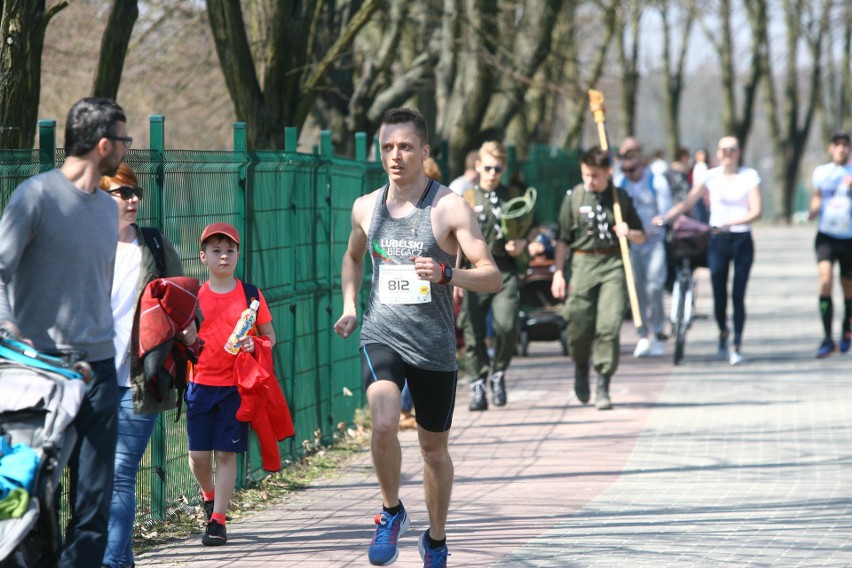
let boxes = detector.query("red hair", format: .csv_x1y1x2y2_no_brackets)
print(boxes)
98,163,138,190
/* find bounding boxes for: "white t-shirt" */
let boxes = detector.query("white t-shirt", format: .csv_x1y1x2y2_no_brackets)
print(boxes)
449,175,475,196
812,161,852,238
692,162,709,187
703,166,761,233
111,238,142,388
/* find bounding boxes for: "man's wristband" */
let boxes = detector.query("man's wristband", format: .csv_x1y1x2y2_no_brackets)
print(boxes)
438,262,453,285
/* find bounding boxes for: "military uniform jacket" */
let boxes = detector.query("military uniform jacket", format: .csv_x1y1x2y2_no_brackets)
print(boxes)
557,182,644,255
463,184,522,273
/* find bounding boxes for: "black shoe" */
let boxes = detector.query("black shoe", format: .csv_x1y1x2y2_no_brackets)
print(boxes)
468,379,488,411
574,361,590,404
202,519,228,546
490,371,507,406
656,332,669,341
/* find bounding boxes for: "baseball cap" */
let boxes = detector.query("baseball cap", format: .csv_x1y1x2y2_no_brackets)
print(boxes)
200,222,240,247
831,132,851,144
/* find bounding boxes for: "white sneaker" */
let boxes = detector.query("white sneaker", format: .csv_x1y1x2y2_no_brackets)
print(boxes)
729,350,745,366
633,337,651,358
649,338,663,357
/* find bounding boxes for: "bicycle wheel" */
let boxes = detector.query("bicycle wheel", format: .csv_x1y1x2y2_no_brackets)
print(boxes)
673,280,687,364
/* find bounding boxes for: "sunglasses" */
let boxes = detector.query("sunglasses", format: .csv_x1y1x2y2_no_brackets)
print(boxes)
483,165,504,174
107,135,133,149
108,186,143,201
622,164,641,175
720,146,739,154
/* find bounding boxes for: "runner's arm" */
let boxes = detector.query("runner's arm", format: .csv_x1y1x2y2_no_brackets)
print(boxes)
451,202,501,293
334,197,370,338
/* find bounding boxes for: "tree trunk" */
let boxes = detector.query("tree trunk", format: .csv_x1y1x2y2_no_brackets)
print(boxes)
206,0,380,149
617,0,641,138
484,0,565,133
764,0,827,222
436,0,499,177
0,1,68,149
659,0,695,159
92,0,139,100
560,0,616,149
205,0,272,147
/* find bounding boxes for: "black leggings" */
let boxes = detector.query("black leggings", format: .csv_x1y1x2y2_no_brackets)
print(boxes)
707,232,754,347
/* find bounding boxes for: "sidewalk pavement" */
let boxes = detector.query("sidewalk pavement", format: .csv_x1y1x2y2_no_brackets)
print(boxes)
137,225,852,567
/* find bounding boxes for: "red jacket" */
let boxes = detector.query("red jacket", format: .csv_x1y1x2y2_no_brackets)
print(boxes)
138,277,203,413
234,336,294,472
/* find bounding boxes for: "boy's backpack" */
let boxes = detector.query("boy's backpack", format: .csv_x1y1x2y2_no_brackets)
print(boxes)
242,282,259,308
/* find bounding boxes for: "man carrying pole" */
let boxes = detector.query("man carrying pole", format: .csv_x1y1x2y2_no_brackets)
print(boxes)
550,91,645,409
551,147,646,409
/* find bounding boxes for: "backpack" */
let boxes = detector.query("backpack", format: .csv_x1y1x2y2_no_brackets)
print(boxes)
138,226,167,277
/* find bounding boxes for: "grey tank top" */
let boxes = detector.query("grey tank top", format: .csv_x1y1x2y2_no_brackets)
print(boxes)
360,181,457,371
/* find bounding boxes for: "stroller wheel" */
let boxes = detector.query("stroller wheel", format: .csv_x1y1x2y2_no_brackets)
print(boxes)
73,360,93,383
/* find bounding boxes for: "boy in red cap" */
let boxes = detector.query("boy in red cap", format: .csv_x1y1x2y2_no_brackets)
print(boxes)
187,222,275,546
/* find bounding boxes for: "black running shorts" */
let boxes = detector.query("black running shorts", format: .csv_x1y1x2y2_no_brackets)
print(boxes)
360,343,457,433
815,232,852,279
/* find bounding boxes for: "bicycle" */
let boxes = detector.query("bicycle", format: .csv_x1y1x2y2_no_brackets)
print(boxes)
660,217,711,365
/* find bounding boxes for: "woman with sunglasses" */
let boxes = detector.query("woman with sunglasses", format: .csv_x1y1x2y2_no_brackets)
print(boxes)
99,164,197,568
661,136,763,366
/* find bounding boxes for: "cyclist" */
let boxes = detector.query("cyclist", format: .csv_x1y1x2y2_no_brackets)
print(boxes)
662,136,762,366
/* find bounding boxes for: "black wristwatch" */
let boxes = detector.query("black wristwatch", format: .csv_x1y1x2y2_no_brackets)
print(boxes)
439,263,453,285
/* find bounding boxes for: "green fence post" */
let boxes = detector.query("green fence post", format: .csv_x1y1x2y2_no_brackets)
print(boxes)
149,115,166,230
506,145,518,186
38,120,55,172
285,127,298,153
320,130,333,157
233,122,248,282
318,129,334,442
145,115,167,520
233,121,249,488
355,132,367,162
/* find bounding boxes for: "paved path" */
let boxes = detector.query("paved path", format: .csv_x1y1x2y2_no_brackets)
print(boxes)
137,225,852,567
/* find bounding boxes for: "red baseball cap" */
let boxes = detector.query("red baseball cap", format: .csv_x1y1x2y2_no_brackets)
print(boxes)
200,222,240,247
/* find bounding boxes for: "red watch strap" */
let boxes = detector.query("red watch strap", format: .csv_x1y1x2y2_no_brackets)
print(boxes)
439,262,447,285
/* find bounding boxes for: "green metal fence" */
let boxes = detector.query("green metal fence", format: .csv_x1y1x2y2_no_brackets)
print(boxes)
0,117,580,527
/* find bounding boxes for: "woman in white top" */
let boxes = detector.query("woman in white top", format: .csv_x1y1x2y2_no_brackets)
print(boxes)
662,136,763,365
100,164,197,568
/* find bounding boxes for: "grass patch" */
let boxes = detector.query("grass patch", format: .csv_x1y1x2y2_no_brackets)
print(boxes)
133,408,372,554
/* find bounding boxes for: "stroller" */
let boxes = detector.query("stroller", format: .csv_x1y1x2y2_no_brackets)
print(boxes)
0,332,90,568
517,258,569,357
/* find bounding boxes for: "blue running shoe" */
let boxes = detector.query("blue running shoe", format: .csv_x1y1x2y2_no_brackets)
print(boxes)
841,333,851,353
368,506,409,565
817,338,836,358
418,530,450,568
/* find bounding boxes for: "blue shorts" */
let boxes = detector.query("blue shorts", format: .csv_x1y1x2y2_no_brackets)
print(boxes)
185,383,248,453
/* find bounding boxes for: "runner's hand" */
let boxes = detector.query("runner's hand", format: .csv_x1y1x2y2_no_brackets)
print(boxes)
334,313,358,339
411,256,439,282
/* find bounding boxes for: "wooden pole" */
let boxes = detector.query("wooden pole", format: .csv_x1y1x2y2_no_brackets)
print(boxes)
588,89,643,329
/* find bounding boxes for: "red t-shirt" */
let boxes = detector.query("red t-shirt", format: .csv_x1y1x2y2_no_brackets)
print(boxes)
193,280,273,387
